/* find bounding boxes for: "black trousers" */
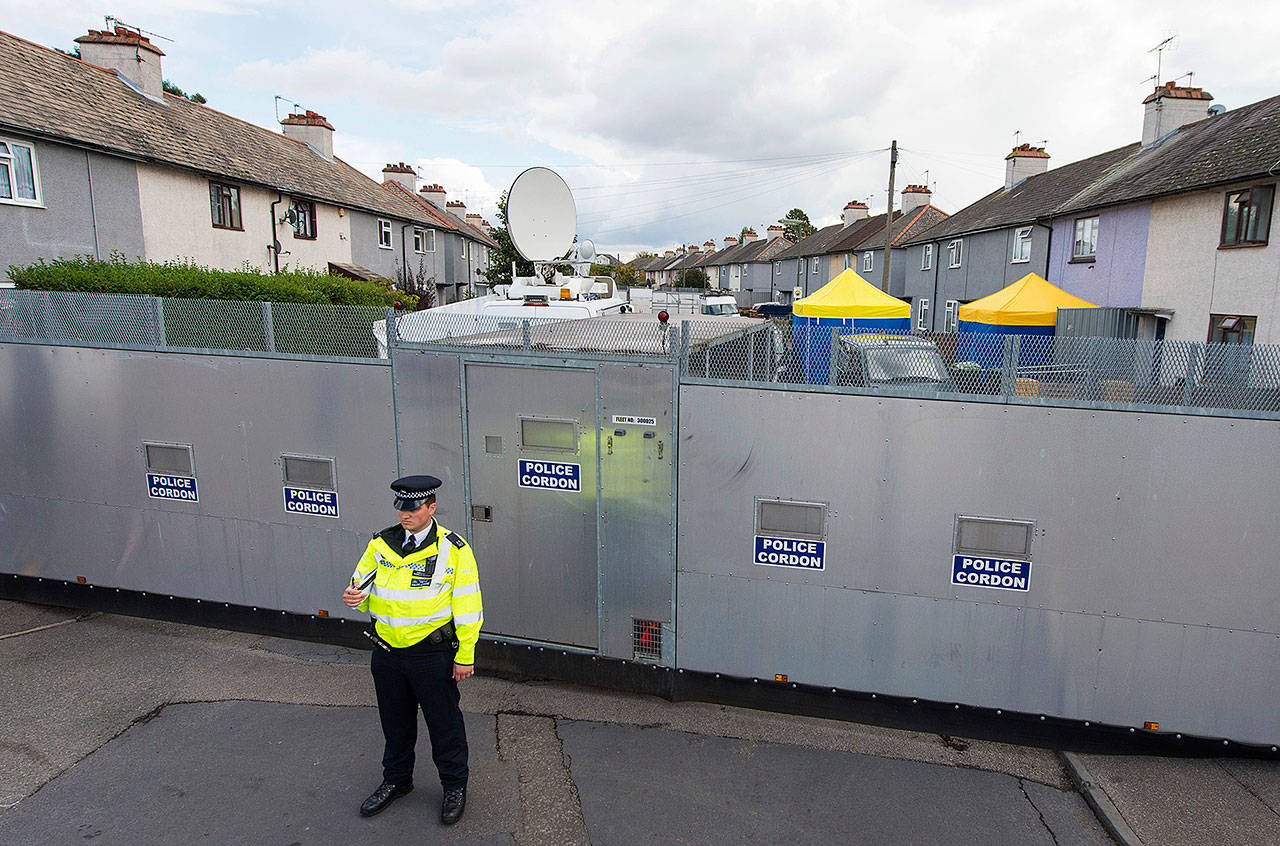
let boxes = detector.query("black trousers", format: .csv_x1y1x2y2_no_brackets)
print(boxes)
370,639,468,790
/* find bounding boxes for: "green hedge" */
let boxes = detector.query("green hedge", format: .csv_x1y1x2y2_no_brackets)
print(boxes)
6,254,416,309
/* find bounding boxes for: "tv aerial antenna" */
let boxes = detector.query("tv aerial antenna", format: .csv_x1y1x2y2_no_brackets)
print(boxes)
1142,35,1177,86
506,167,578,280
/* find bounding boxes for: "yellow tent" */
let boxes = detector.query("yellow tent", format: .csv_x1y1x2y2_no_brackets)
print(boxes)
792,268,911,319
958,273,1097,327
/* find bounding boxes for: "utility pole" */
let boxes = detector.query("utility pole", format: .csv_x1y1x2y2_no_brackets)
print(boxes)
880,140,897,291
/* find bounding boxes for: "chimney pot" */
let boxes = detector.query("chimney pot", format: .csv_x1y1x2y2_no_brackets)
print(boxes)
1142,81,1215,146
76,26,165,98
280,111,336,159
1004,145,1050,189
900,184,933,214
842,201,869,225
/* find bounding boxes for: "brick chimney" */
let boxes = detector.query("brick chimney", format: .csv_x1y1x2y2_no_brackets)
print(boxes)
900,184,932,214
766,225,785,240
664,250,675,256
465,212,483,229
280,111,335,160
76,26,164,99
446,200,466,217
1142,81,1214,146
723,236,738,248
842,201,869,225
703,240,716,251
420,184,447,208
382,162,417,193
1005,144,1050,190
743,229,760,243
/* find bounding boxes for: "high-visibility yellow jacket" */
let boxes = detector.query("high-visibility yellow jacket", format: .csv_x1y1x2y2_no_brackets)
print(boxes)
351,521,483,663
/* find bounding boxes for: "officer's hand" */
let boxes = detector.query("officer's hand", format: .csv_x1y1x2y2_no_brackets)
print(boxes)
342,586,367,608
453,664,474,682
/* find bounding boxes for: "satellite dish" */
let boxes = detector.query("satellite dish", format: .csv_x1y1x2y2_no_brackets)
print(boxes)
507,167,576,263
579,239,596,262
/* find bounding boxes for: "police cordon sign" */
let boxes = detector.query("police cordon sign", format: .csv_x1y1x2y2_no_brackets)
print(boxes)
754,535,825,570
284,486,339,518
147,473,198,502
951,555,1032,592
518,459,581,492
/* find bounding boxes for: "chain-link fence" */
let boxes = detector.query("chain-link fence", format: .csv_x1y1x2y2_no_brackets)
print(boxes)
679,320,1280,418
0,289,390,360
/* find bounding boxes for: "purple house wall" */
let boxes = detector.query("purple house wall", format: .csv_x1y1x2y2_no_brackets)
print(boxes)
1047,202,1149,307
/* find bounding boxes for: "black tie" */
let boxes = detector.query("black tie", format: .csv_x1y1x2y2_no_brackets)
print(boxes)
402,534,416,555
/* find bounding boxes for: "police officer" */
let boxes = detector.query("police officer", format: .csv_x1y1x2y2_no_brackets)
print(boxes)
342,475,483,826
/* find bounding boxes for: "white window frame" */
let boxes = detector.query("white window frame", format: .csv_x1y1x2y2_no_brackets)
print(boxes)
862,251,873,272
917,298,930,331
810,258,819,275
1011,226,1032,263
1073,216,1099,260
948,239,963,268
921,243,933,271
944,300,959,333
0,137,42,207
413,227,435,254
378,219,393,249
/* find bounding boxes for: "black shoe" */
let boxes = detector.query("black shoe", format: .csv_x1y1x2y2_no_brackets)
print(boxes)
440,786,466,825
359,780,413,817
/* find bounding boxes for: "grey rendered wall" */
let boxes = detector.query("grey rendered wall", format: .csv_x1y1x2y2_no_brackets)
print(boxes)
0,343,397,619
903,228,1051,328
350,210,406,279
676,384,1280,744
0,137,144,274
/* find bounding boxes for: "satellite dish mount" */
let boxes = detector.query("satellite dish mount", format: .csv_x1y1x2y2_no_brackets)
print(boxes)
506,167,578,279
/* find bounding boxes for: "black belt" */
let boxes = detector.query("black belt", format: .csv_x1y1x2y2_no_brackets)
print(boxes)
365,619,459,655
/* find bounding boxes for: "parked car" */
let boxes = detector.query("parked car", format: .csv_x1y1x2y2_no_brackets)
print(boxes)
834,334,952,391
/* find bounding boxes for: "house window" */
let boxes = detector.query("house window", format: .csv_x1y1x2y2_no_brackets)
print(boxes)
291,199,316,239
944,300,959,333
948,239,963,268
810,258,819,274
1073,216,1099,260
414,228,435,254
1208,314,1256,345
921,244,933,271
0,138,41,205
1011,226,1032,263
1220,185,1274,247
916,298,930,331
774,261,781,276
209,181,242,230
862,251,873,272
843,253,853,269
378,219,392,249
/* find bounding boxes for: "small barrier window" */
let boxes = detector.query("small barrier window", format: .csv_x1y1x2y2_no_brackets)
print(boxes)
145,443,193,476
519,417,578,452
954,515,1033,558
282,455,335,490
757,498,825,540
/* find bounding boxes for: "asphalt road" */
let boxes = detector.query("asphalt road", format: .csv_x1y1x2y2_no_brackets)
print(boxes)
1,600,1276,845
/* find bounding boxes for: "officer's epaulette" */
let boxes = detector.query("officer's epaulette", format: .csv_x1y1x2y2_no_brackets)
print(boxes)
446,531,466,549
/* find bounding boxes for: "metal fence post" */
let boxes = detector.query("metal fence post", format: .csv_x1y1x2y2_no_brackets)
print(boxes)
1001,335,1019,399
680,322,691,375
262,302,276,353
1183,344,1202,407
153,296,166,349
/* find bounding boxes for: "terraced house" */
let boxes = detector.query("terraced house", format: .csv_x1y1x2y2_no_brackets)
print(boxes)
900,83,1280,343
0,26,495,305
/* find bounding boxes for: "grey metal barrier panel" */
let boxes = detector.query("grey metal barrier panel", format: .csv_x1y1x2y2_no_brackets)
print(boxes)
676,320,1280,419
674,383,1280,744
0,342,398,617
0,289,389,360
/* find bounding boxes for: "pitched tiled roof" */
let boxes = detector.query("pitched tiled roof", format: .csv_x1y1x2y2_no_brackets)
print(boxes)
900,143,1139,245
380,181,498,248
771,222,850,260
904,92,1280,245
0,30,438,227
828,206,950,252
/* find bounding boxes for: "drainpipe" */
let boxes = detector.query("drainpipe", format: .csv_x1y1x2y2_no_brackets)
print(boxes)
400,221,413,297
270,193,284,273
929,241,941,331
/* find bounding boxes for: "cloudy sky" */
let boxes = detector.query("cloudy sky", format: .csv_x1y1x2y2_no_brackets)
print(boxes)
5,1,1279,257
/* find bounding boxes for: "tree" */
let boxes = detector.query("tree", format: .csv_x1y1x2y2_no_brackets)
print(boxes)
780,208,817,242
676,267,708,289
162,80,207,104
394,258,437,311
481,190,534,289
